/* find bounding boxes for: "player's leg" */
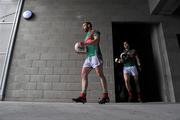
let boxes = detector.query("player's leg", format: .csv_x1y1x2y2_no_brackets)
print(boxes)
90,56,109,104
95,65,108,93
72,57,92,103
81,67,92,96
133,75,142,102
72,67,91,103
131,66,142,102
123,69,132,102
94,65,110,104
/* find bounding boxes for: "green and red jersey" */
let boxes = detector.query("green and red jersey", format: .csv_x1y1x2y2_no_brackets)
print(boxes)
84,30,102,59
120,49,137,67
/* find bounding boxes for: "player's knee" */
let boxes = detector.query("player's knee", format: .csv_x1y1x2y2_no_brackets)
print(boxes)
133,76,138,81
124,78,130,82
96,71,103,77
81,72,88,79
96,72,100,77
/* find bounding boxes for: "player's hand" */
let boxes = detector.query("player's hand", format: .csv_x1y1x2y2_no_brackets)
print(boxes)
115,58,123,63
79,42,84,47
138,65,142,71
115,58,119,63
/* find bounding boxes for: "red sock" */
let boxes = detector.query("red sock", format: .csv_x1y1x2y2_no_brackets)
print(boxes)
103,93,109,98
80,92,86,98
128,91,132,97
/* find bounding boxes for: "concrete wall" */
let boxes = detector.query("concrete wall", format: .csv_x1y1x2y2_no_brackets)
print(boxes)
148,0,180,14
4,0,180,102
163,19,180,102
0,0,18,99
148,0,161,13
5,0,116,102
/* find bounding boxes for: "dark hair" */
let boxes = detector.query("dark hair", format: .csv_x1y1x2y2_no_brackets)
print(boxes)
83,22,92,28
123,41,129,44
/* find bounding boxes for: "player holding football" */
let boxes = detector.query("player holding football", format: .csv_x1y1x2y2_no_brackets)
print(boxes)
115,41,142,102
72,22,110,104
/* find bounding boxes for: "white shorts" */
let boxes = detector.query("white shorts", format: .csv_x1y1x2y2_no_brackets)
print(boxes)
123,66,138,76
83,56,103,68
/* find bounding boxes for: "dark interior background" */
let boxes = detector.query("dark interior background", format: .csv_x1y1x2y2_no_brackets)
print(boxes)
176,34,180,48
112,22,161,102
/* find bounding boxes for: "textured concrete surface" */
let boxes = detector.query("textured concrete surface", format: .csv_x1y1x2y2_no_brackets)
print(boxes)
0,102,180,120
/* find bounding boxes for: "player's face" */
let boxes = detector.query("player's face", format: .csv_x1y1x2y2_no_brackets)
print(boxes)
82,23,89,32
123,42,129,49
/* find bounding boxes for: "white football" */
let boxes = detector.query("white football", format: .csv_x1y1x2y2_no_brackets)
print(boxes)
74,42,86,53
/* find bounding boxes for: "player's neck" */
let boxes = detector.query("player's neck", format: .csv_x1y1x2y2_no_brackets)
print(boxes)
88,29,93,32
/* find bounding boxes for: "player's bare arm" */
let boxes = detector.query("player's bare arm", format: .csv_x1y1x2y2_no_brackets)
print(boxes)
135,54,142,71
84,33,99,45
135,55,141,66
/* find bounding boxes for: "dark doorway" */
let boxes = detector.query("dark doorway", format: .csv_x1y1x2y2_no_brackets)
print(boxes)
176,34,180,48
112,22,161,102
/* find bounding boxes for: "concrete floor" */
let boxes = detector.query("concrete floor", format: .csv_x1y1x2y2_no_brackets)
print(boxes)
0,102,180,120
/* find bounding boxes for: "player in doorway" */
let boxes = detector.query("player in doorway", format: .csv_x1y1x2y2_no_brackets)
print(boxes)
115,41,142,102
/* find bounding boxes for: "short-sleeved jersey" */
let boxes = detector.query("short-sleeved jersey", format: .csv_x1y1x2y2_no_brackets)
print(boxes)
85,30,102,59
120,49,137,67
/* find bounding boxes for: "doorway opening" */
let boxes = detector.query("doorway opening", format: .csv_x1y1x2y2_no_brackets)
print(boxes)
112,22,162,102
